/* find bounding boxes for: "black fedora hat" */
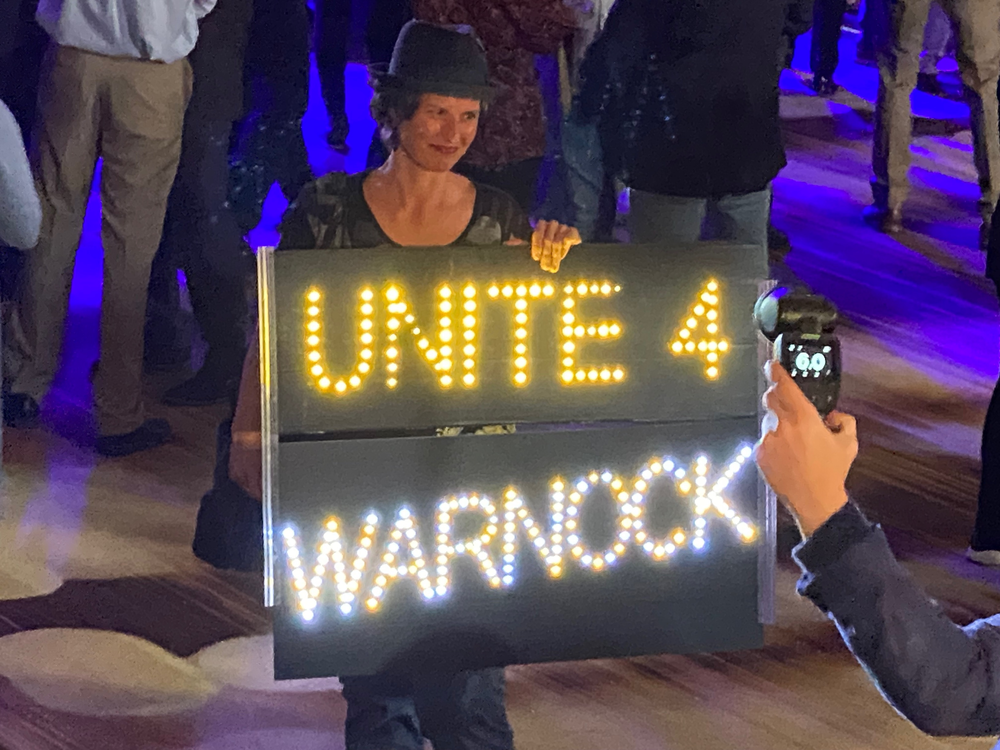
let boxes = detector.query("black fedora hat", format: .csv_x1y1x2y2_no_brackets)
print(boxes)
370,20,493,102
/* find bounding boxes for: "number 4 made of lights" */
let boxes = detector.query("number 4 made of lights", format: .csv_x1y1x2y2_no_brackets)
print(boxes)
669,279,729,380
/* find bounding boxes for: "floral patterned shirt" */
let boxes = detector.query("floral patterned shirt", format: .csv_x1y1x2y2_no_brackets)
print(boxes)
412,0,576,170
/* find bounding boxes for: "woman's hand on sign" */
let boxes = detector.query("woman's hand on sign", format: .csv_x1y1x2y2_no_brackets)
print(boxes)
754,361,856,537
530,220,581,273
229,430,263,502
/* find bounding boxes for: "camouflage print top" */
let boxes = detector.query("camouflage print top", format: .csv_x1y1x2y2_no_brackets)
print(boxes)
277,171,532,251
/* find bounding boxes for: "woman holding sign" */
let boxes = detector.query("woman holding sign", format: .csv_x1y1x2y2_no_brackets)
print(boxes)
227,21,580,750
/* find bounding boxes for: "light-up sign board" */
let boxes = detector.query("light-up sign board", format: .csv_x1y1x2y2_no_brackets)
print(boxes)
261,243,770,679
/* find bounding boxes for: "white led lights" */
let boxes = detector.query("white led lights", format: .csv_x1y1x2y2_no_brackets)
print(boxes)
282,446,757,622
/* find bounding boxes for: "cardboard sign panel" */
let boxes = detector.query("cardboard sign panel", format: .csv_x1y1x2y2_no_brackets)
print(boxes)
271,421,762,679
270,244,764,435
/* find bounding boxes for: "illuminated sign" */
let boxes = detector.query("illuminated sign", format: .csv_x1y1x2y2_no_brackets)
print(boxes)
261,243,770,678
280,444,756,622
301,278,733,400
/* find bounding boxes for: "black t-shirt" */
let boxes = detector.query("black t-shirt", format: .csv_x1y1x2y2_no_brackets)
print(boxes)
278,171,532,250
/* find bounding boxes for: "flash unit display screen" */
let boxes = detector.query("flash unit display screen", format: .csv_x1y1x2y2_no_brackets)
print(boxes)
787,342,833,379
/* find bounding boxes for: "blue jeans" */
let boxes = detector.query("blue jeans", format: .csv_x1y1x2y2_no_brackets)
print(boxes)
341,669,514,750
627,186,772,251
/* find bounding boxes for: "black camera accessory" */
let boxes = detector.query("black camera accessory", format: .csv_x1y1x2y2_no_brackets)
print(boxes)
753,287,841,415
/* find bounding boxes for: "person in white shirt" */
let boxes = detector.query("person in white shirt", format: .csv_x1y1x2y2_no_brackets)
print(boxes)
3,0,217,457
0,100,40,250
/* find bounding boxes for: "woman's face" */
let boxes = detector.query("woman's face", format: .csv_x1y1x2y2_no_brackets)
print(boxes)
397,93,481,172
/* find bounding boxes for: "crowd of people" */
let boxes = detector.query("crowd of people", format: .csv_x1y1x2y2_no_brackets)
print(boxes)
3,0,1000,748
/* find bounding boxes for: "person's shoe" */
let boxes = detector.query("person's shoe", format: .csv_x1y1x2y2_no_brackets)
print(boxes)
162,366,238,407
810,75,839,96
916,72,945,96
2,392,40,428
863,204,903,234
327,114,350,155
95,418,172,457
967,547,1000,567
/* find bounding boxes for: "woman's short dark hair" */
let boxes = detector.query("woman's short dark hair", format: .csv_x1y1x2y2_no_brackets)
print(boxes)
369,82,488,151
369,85,424,152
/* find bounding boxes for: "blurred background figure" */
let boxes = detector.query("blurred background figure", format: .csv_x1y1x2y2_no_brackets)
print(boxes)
582,0,786,255
864,0,1000,245
0,99,41,251
314,0,412,157
810,0,847,95
0,0,46,339
553,0,618,242
228,0,314,240
144,0,255,407
3,0,215,457
0,0,46,138
917,2,954,96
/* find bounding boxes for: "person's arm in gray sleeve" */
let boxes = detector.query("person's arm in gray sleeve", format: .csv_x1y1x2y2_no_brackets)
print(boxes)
795,502,1000,737
757,361,1000,738
0,100,41,249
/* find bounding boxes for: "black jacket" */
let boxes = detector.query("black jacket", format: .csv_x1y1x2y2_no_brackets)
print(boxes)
796,503,1000,742
580,0,787,198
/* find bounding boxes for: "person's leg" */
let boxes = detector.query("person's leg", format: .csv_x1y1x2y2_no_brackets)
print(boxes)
973,207,1000,556
92,54,189,446
162,117,249,405
626,189,707,244
230,0,312,231
869,0,930,224
920,2,951,76
416,668,515,750
972,367,1000,556
340,675,425,750
314,0,351,149
270,1,313,202
5,45,100,425
364,0,411,170
811,0,849,87
947,0,1000,241
143,217,186,372
706,187,772,251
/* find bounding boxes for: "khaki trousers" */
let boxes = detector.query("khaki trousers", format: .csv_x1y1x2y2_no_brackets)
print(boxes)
872,0,1000,219
8,45,190,436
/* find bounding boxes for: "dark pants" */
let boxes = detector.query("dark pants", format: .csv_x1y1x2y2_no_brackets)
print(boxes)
341,669,514,750
230,0,313,234
315,0,352,121
859,0,889,58
315,0,410,166
811,0,848,78
146,117,248,377
973,201,1000,550
456,158,543,216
